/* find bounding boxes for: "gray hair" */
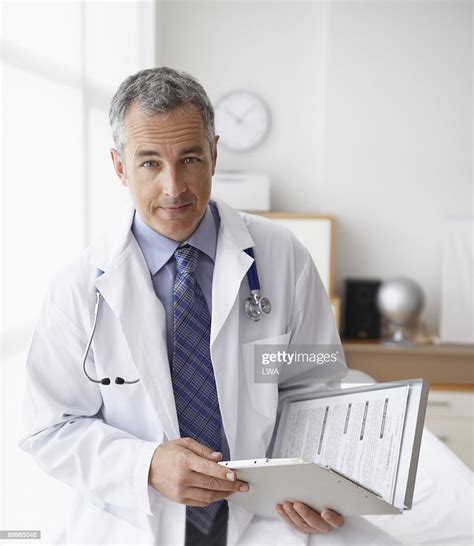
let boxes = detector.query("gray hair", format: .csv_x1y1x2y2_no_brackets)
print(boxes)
109,66,216,157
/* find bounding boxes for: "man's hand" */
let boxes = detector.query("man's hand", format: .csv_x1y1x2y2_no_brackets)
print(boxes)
148,438,249,507
276,502,344,534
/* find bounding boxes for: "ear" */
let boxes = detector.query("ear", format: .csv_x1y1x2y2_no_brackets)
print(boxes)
110,148,128,187
211,135,219,176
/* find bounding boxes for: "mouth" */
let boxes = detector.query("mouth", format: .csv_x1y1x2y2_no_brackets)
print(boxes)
159,203,192,216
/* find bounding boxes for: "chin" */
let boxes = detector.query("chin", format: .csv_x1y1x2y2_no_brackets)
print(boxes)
155,219,198,242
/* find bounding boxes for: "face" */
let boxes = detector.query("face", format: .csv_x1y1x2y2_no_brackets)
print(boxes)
111,102,218,242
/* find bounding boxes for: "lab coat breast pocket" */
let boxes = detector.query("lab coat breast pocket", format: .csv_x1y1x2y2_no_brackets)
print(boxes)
241,331,291,420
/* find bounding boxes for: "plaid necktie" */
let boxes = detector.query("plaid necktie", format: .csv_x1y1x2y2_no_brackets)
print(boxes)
172,244,224,535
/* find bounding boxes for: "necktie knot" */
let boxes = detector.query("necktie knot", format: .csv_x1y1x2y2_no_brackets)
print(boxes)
174,244,199,275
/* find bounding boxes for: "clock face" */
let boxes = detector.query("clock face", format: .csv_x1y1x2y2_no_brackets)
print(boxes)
214,90,271,152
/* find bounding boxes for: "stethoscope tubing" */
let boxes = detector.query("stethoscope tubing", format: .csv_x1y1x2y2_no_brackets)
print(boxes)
82,293,103,383
243,248,260,291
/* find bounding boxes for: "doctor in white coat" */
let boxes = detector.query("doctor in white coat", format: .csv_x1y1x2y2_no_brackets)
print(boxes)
19,67,389,546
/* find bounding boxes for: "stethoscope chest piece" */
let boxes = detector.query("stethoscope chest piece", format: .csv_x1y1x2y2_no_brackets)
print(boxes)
245,290,272,321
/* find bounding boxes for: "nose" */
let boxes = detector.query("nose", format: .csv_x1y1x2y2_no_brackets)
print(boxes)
161,165,186,198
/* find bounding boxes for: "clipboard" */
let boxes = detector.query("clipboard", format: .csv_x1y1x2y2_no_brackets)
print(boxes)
220,379,429,518
221,458,401,517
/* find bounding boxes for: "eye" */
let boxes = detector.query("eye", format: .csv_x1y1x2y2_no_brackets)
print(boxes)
183,157,201,164
141,160,158,168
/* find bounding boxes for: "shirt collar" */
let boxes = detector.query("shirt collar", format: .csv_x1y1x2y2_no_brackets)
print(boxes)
132,205,218,275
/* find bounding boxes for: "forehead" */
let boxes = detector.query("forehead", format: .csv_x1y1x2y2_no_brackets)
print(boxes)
123,102,207,151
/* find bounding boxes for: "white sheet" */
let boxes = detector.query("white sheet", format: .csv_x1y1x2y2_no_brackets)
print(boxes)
364,427,474,545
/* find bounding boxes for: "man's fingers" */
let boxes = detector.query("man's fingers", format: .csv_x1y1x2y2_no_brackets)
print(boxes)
181,450,239,483
190,472,249,493
293,502,332,532
276,502,338,534
180,437,223,460
276,504,312,534
282,502,323,533
321,509,344,528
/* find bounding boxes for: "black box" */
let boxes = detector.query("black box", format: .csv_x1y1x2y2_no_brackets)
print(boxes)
344,279,381,339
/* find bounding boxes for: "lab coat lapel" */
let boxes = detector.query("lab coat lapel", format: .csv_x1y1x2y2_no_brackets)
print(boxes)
90,210,180,442
211,200,254,346
210,201,254,460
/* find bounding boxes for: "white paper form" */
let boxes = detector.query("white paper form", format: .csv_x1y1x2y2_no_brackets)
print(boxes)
278,385,409,503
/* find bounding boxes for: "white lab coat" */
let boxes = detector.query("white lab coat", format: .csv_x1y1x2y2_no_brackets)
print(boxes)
20,199,365,545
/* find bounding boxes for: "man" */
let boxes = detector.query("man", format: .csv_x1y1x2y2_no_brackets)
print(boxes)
20,67,348,545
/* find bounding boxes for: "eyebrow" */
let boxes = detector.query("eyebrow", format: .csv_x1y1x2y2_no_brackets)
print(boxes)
136,145,206,158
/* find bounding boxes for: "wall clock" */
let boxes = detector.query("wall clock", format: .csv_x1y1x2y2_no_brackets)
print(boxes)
214,90,271,152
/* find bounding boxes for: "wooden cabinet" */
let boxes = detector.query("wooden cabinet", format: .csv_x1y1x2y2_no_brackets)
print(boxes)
424,390,474,468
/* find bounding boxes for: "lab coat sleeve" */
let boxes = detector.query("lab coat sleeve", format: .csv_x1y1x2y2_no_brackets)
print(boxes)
281,244,348,393
18,291,160,518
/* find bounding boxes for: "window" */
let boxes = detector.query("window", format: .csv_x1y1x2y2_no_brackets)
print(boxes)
0,1,155,536
1,0,156,356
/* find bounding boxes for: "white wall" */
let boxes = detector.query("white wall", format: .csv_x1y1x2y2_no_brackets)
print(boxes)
157,0,473,333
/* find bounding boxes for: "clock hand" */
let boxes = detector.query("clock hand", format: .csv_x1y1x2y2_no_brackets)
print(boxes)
240,104,256,120
224,108,243,123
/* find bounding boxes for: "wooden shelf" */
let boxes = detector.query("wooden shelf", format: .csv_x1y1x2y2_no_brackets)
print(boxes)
342,341,474,387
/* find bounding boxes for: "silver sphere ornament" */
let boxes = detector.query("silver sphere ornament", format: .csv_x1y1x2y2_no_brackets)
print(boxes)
376,277,425,345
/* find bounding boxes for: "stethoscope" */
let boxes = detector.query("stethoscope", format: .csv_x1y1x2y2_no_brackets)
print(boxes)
83,247,271,386
243,247,272,321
